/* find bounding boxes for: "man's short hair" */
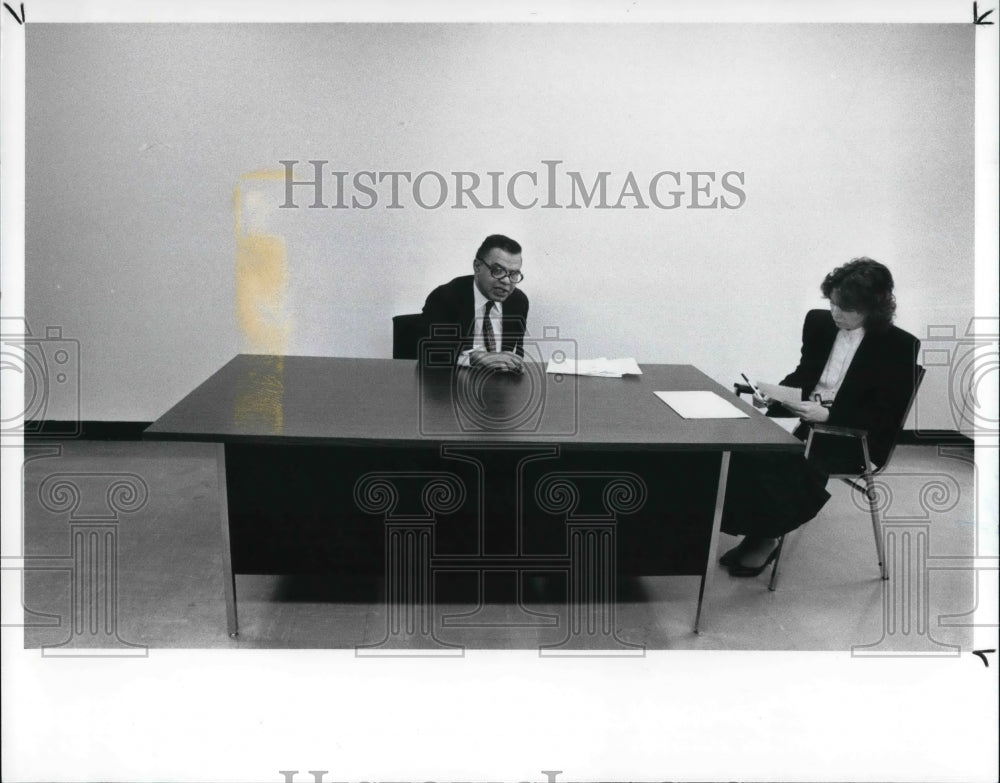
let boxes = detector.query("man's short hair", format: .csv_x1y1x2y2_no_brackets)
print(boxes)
476,234,522,260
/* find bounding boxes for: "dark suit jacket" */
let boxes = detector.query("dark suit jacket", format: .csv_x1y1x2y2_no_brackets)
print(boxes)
770,309,920,467
422,275,529,357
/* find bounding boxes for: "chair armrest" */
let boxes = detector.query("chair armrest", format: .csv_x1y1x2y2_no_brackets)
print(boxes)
809,422,868,439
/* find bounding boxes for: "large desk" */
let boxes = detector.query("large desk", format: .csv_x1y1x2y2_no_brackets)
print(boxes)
144,355,802,646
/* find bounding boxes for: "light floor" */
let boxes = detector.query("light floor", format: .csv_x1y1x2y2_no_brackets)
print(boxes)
20,440,983,652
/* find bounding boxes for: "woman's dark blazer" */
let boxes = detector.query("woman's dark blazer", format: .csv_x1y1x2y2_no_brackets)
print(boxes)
770,309,920,468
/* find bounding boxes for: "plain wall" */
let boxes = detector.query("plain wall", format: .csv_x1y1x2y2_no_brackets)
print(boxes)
25,24,974,428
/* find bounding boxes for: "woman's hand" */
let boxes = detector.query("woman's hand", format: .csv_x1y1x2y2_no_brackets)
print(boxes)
783,399,830,423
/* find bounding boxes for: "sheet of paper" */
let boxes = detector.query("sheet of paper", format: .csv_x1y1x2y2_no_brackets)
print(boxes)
546,356,642,377
603,357,643,376
654,390,749,419
545,357,614,376
757,382,803,406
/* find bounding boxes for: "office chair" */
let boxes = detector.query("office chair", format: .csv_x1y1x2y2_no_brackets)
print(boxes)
392,313,428,360
733,366,925,590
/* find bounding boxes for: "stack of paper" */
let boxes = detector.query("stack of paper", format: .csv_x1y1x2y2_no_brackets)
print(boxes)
545,356,643,378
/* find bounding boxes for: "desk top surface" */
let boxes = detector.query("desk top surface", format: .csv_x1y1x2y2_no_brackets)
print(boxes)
144,355,802,452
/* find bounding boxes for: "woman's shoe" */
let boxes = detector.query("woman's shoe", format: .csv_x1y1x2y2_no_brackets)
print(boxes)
719,541,746,566
727,543,781,577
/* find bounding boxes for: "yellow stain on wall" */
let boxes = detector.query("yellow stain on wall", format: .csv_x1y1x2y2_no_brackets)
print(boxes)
233,173,289,433
233,354,285,434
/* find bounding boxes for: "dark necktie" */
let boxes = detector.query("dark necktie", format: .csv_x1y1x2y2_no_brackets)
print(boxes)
482,301,496,352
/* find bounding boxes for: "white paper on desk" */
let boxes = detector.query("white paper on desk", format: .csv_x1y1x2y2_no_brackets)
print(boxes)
654,390,750,419
546,356,613,376
563,358,616,376
602,357,642,375
757,382,803,406
545,356,642,378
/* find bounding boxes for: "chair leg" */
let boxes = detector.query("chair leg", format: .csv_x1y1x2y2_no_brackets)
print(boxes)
767,535,785,592
863,472,888,580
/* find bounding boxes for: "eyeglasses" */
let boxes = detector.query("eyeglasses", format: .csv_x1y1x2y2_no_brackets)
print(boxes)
475,257,524,284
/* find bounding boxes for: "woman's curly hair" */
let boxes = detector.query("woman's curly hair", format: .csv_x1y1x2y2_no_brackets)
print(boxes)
821,257,896,330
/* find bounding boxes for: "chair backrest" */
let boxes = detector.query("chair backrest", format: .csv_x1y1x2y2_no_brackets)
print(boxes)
873,364,925,475
392,313,428,360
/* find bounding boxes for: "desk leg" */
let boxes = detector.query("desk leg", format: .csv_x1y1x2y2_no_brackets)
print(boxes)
216,443,239,638
694,450,730,634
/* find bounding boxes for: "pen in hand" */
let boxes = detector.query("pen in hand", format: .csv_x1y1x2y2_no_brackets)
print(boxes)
741,373,768,405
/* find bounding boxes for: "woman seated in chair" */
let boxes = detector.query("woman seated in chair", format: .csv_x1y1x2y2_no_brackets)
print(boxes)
721,257,920,576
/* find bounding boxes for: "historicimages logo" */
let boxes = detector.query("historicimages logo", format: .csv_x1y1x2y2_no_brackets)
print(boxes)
277,159,746,211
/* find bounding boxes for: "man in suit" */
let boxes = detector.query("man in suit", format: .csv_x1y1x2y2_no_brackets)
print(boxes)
422,234,529,372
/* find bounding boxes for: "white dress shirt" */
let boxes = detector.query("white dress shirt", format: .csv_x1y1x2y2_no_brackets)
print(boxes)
458,281,503,367
811,326,865,402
